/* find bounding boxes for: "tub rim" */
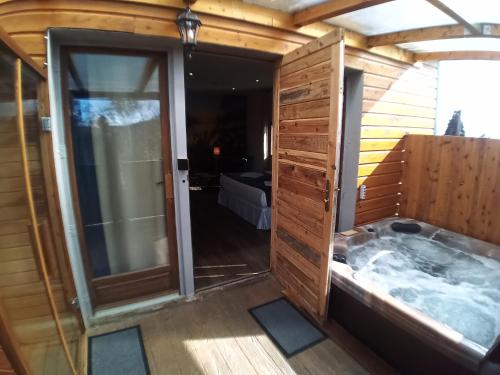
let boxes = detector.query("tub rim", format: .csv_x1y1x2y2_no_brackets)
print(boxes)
330,217,498,372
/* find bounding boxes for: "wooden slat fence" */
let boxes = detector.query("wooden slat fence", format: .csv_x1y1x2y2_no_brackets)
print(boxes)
400,135,500,246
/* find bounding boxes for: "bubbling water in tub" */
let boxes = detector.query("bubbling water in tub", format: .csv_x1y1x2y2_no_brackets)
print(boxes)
347,233,500,349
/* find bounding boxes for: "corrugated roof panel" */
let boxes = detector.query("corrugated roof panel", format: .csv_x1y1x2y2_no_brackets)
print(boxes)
399,38,500,53
242,0,325,13
244,0,500,55
326,0,456,36
438,0,500,24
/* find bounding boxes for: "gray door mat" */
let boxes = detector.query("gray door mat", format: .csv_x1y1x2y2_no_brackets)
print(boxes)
249,298,327,357
89,325,150,375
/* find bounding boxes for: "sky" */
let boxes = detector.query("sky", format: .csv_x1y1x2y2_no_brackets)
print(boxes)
72,98,160,127
436,60,500,139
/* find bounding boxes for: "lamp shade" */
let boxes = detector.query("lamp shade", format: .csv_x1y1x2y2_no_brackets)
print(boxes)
176,8,202,50
213,146,221,156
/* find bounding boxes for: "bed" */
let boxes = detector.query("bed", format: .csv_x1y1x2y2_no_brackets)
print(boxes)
218,172,272,230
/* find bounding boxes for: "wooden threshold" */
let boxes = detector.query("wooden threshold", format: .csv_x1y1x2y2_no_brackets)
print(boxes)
92,265,176,308
195,270,271,293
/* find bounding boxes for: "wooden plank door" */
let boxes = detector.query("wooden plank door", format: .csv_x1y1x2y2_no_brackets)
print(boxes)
271,29,344,323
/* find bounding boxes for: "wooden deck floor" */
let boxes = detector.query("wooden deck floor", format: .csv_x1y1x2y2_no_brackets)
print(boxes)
88,276,396,374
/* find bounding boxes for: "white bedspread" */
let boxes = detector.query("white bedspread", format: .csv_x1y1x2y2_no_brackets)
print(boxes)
218,173,271,230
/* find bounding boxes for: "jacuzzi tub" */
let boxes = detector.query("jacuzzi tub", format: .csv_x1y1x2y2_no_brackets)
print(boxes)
329,217,500,373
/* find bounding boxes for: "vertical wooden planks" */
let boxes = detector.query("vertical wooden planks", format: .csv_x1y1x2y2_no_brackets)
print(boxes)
400,135,500,246
272,29,344,322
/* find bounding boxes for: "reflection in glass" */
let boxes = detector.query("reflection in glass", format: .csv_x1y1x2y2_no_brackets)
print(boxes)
67,52,169,277
22,62,81,373
0,47,73,373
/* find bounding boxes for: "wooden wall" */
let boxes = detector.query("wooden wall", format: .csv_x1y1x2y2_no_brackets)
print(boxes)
400,135,500,246
345,51,438,226
0,345,14,374
0,0,313,66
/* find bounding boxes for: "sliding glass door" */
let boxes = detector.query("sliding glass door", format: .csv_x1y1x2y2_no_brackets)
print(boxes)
62,48,178,306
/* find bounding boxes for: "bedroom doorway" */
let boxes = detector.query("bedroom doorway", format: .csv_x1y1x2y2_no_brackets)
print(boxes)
185,50,274,290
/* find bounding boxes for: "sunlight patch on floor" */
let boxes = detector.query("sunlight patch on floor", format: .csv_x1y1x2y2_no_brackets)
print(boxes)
182,334,297,374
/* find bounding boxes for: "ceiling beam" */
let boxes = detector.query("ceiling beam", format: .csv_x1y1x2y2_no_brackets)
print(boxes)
0,26,46,79
293,0,394,26
136,59,158,93
425,0,481,35
368,23,500,47
415,51,500,61
67,56,85,92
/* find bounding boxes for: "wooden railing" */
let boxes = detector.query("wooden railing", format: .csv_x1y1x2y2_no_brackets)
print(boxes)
400,134,500,246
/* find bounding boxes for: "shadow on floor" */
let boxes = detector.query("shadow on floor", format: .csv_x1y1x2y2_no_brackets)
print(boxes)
190,189,270,290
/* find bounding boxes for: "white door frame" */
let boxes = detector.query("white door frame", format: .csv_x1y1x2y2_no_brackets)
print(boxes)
47,29,194,327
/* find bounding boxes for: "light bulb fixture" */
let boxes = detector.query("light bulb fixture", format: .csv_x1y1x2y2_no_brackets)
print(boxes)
176,2,202,59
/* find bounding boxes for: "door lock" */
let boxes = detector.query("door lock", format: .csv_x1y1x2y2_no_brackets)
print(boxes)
324,180,330,211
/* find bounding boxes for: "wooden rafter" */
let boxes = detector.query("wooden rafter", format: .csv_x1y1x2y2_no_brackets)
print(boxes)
0,26,46,79
415,51,500,61
368,23,500,47
67,55,85,92
293,0,394,26
136,58,158,93
425,0,481,35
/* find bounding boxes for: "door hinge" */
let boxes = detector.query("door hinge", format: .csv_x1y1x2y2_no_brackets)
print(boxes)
57,144,67,159
70,296,80,310
359,184,367,200
324,180,330,211
41,116,52,132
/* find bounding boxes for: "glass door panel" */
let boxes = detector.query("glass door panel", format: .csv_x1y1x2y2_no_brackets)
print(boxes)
0,45,73,374
21,62,82,372
63,49,178,305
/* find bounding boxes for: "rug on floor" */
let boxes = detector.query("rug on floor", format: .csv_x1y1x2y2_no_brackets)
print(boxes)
249,297,326,357
89,326,150,375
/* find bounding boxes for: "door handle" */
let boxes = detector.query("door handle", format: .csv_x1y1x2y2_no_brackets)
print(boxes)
324,180,330,211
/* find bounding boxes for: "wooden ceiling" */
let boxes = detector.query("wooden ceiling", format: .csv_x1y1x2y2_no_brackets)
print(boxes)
291,0,500,61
